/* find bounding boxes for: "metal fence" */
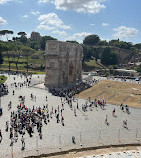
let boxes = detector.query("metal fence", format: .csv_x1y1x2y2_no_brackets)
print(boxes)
1,128,141,158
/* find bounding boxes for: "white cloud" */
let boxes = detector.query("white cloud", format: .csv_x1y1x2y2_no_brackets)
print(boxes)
52,30,67,36
90,24,95,26
0,0,21,4
38,13,71,30
0,0,13,4
38,0,106,14
38,0,49,3
102,22,109,26
113,26,139,39
37,24,55,30
66,32,92,43
31,11,40,15
22,15,28,18
0,17,7,24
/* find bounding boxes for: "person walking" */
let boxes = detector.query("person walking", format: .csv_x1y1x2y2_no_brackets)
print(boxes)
77,99,79,109
0,129,2,142
105,115,108,125
74,108,77,116
10,131,14,146
5,121,9,132
123,119,127,128
112,108,115,116
21,135,25,150
61,116,64,126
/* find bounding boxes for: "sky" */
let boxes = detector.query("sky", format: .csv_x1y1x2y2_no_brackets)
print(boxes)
0,0,141,44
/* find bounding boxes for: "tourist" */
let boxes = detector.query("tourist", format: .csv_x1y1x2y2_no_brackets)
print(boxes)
21,135,25,150
58,105,59,112
77,100,79,109
105,115,108,125
61,116,64,126
61,109,62,116
57,113,59,123
126,105,130,114
62,103,64,110
5,121,9,132
74,108,77,116
123,119,127,128
0,129,2,142
112,108,115,116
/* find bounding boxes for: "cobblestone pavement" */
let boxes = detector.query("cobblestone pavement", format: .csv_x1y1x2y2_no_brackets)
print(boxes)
0,74,141,158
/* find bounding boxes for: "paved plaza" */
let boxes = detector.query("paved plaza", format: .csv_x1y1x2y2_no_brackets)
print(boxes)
0,73,141,158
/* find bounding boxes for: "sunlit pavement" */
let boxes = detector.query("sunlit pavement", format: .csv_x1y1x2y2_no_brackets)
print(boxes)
0,74,141,158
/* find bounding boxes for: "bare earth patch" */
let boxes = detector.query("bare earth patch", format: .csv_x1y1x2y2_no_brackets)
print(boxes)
76,80,141,108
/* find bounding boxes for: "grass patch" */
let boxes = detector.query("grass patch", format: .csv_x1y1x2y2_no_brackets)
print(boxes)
1,68,45,74
0,75,7,84
85,59,106,69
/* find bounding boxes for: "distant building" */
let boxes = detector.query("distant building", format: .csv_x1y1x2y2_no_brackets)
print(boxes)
30,32,41,41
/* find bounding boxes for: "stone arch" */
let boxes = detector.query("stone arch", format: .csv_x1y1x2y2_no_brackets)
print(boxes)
69,61,74,83
62,71,67,86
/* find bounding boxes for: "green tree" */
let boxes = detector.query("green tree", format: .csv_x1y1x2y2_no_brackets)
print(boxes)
0,43,8,68
98,40,108,46
2,51,13,71
28,41,41,50
83,46,93,62
17,32,27,44
40,36,57,50
20,35,27,44
134,43,141,49
0,30,13,41
17,32,27,36
83,34,100,46
21,46,35,72
101,47,118,66
12,45,21,72
0,50,3,65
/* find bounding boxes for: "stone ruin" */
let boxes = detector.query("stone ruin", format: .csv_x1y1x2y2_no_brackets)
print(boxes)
45,41,83,88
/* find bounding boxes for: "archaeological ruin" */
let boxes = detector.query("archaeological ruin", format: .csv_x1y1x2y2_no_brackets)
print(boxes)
45,41,83,88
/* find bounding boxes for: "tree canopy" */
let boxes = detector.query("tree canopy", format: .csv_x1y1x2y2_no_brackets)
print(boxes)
101,47,118,66
0,30,14,41
17,32,27,36
83,34,100,46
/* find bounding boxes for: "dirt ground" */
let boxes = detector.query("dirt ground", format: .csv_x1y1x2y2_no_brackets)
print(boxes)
42,146,141,158
76,80,141,108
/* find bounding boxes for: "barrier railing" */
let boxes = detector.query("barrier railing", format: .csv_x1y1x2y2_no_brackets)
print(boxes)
0,128,141,158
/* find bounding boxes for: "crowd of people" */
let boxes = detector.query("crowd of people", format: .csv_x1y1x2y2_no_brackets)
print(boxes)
49,81,92,97
0,72,132,152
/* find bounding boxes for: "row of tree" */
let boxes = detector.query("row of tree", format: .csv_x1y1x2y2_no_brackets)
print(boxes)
83,46,118,66
83,34,141,51
1,30,141,51
0,42,35,72
0,30,141,70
